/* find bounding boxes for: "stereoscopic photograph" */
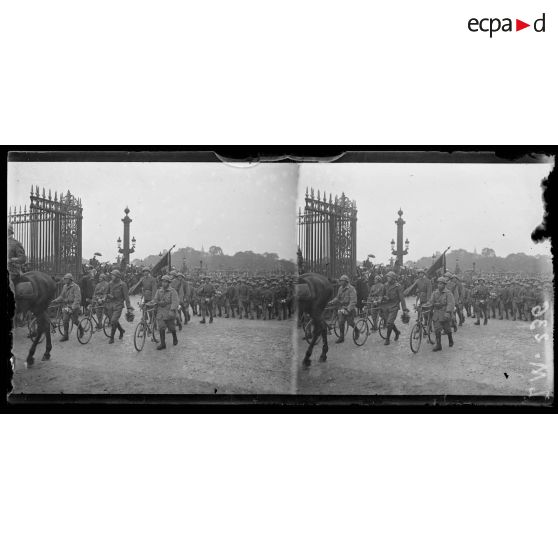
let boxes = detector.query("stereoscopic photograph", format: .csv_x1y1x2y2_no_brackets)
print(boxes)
8,158,298,395
6,151,554,403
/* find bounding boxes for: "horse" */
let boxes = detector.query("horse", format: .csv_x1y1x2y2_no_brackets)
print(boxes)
11,271,57,366
296,272,334,367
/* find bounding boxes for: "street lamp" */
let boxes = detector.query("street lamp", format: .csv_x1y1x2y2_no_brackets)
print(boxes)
132,236,136,250
117,236,122,250
390,239,395,250
405,238,410,251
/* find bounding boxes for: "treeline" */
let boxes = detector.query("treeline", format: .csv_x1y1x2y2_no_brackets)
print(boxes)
134,246,296,274
410,248,552,275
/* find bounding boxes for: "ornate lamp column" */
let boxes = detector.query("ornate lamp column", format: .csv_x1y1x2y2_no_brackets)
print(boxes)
391,208,409,266
117,207,136,266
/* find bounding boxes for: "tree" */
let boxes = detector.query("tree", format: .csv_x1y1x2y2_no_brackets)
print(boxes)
209,245,224,257
481,248,496,258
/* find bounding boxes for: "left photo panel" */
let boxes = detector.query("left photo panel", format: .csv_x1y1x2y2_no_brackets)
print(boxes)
7,156,298,396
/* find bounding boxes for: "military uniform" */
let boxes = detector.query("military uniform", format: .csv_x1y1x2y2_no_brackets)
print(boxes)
331,280,358,342
92,277,109,327
225,282,239,318
52,279,82,340
379,276,408,344
140,274,158,303
238,281,252,319
105,274,132,341
429,280,455,351
8,234,27,293
472,281,490,325
366,281,386,330
198,280,215,323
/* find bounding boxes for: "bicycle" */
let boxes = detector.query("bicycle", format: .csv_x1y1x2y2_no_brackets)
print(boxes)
28,303,74,341
409,302,434,353
304,304,344,344
77,299,111,345
352,301,388,346
133,301,160,351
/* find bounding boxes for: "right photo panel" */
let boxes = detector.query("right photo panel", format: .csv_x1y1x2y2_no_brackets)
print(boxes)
295,157,554,398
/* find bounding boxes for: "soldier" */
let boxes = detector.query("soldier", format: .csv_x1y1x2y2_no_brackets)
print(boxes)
429,277,455,352
500,281,512,320
169,270,184,331
404,269,431,326
51,273,83,341
379,271,410,346
149,274,179,350
214,282,225,318
140,267,158,304
262,281,274,321
92,273,109,329
198,276,215,324
7,223,27,294
176,273,191,324
105,269,133,344
80,268,96,314
473,277,490,326
329,274,359,344
238,279,251,320
510,280,524,321
461,282,472,318
225,279,238,318
523,282,537,321
252,281,263,320
366,275,386,331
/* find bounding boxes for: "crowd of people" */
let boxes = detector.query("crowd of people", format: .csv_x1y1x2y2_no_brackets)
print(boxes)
324,265,553,352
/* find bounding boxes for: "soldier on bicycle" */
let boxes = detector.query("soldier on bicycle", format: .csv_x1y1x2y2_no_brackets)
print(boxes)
329,274,359,344
51,273,83,341
366,275,386,331
92,273,109,329
149,274,179,350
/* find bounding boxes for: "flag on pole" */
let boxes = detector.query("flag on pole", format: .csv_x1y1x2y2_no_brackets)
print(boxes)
427,247,451,279
130,245,175,295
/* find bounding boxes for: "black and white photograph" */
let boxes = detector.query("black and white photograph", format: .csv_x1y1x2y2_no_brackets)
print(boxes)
295,157,554,398
8,158,298,395
6,150,555,403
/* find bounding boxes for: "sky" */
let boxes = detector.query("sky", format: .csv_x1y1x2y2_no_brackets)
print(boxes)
8,162,298,262
297,162,553,264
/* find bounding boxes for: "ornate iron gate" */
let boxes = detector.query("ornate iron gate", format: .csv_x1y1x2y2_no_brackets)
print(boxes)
8,186,83,279
297,189,357,280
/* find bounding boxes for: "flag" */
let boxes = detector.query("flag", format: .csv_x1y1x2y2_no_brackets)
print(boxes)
151,249,172,277
427,247,450,279
130,245,174,295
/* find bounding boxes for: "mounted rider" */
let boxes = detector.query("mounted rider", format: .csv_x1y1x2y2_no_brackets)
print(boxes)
8,223,27,294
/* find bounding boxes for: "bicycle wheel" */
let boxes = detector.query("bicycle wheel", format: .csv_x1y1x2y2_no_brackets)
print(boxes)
353,317,368,346
409,322,422,353
425,316,434,344
102,315,111,337
151,322,160,343
77,317,93,345
378,316,387,339
134,322,147,352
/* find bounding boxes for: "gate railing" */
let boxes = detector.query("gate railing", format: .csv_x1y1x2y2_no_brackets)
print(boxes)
8,186,83,280
298,189,357,280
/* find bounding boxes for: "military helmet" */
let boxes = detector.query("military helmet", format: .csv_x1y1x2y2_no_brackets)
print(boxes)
437,277,447,284
170,270,178,276
339,275,350,282
111,269,121,278
444,271,452,278
374,275,382,281
418,269,426,275
479,277,485,282
177,273,185,278
142,266,150,272
63,273,73,280
386,271,396,278
161,274,172,282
